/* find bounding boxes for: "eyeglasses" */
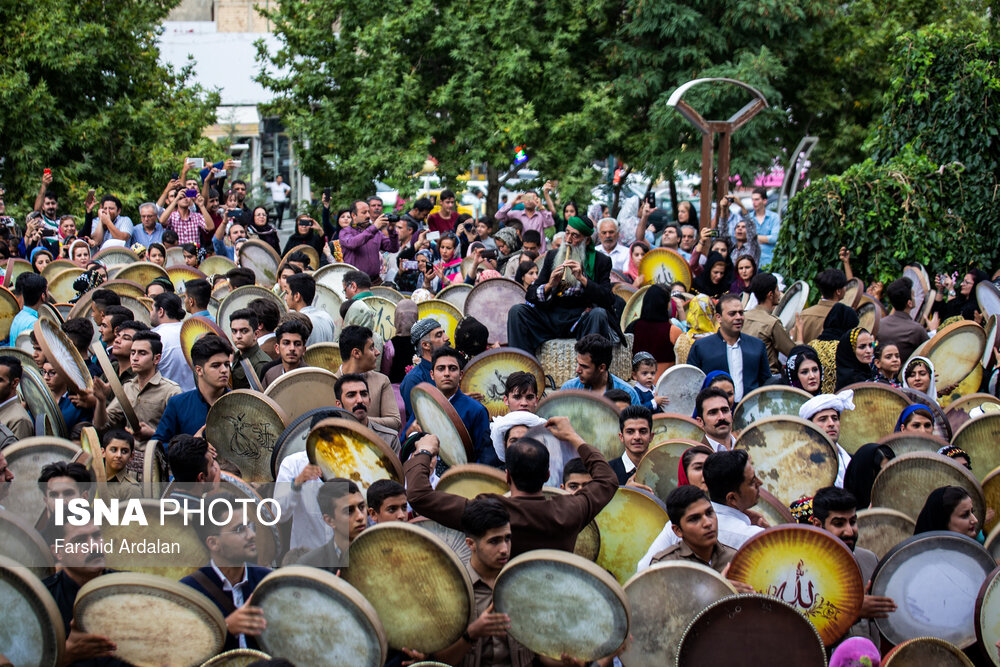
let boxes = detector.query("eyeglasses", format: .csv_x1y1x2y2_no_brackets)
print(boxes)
42,369,59,377
220,523,256,536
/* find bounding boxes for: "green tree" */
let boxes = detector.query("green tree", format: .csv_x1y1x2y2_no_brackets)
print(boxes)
773,28,1000,287
599,0,830,214
256,0,618,217
0,0,219,218
779,0,990,177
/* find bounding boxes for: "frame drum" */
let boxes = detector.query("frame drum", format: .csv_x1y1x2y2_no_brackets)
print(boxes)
252,566,387,667
493,549,630,661
620,561,734,667
0,554,64,667
75,572,227,666
410,382,474,467
653,364,705,418
871,530,995,648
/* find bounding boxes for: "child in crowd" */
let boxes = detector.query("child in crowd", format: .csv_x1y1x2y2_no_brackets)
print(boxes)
102,428,141,502
631,351,669,412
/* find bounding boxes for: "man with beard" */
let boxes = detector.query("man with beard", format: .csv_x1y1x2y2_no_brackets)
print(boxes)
45,520,127,664
687,293,771,404
335,326,399,432
183,491,271,650
339,199,399,281
810,486,897,647
335,373,400,454
506,216,621,354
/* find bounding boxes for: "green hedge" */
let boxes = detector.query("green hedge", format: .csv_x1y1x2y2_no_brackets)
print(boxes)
772,27,1000,293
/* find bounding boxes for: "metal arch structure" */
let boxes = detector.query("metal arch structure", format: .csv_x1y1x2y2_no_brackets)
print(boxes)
666,78,769,230
777,136,819,216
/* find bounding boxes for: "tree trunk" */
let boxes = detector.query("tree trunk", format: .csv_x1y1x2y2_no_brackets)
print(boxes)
485,163,500,223
668,169,679,223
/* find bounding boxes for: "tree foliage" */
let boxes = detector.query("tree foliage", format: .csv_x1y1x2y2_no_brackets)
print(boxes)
256,0,618,216
779,0,990,176
772,28,1000,287
602,0,830,193
0,0,219,217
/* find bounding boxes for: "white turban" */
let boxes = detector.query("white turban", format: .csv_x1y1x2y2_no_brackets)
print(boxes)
490,411,547,462
799,390,855,421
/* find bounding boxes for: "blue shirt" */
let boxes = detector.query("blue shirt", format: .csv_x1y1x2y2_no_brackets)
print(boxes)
130,224,165,248
399,358,433,421
212,238,235,261
403,387,498,468
58,393,93,432
193,310,215,322
560,373,641,405
152,388,226,446
755,210,782,268
8,306,38,347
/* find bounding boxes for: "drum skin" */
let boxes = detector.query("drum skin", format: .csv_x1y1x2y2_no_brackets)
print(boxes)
253,566,387,667
594,488,668,585
493,549,630,661
653,365,705,418
676,594,826,666
620,562,735,667
871,531,995,648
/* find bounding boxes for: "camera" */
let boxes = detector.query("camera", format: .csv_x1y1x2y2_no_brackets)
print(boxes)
401,260,419,271
463,222,473,231
708,230,719,237
184,189,198,198
481,249,498,260
385,214,400,223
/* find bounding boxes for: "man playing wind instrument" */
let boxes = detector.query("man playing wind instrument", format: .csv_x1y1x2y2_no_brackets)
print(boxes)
507,216,624,353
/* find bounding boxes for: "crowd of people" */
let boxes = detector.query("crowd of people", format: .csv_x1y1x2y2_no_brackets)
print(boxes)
0,164,999,667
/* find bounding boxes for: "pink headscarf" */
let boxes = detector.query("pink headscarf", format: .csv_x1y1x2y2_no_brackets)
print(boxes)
829,638,880,667
476,269,502,283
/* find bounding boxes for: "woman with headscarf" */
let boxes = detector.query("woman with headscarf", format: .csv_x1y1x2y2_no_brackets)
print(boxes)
624,240,649,286
493,227,523,277
894,404,935,434
677,445,714,491
784,345,823,395
810,303,862,394
902,356,937,402
387,299,418,383
30,247,53,274
67,239,92,269
674,295,717,364
692,251,731,299
700,370,735,408
914,486,979,539
843,442,896,509
933,268,989,322
282,215,326,259
835,327,876,391
729,255,757,295
630,283,681,370
829,637,881,667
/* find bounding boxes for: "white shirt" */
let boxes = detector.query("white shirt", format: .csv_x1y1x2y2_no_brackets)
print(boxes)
637,502,763,572
209,559,250,648
835,443,851,489
267,181,291,203
705,433,737,452
152,321,195,392
725,337,744,403
274,451,333,550
619,451,636,476
597,243,630,273
301,305,337,345
99,215,135,250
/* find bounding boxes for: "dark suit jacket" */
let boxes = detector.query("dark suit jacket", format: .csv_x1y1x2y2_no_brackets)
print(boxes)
687,332,772,397
181,564,272,650
526,246,614,313
609,456,632,486
526,246,624,341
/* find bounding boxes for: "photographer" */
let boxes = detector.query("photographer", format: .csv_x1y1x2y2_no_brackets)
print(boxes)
281,214,326,258
339,199,399,282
